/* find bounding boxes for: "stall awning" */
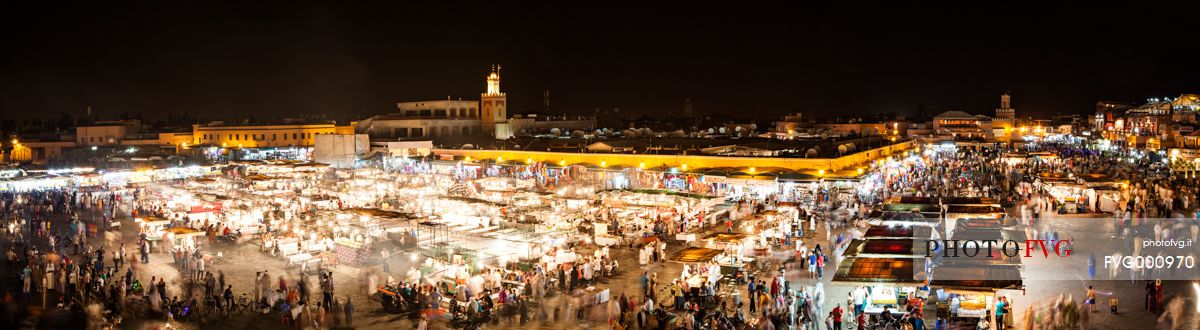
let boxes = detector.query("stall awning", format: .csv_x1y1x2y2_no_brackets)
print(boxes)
669,247,724,263
862,225,934,239
881,203,941,213
944,205,1005,214
344,208,409,219
887,196,936,205
135,216,171,225
949,228,1004,242
955,218,1003,230
164,227,204,237
929,263,1023,291
832,257,925,286
940,197,999,206
867,211,938,223
842,239,929,258
701,232,750,243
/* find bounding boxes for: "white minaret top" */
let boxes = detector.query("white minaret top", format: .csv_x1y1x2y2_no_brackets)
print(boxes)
485,64,504,96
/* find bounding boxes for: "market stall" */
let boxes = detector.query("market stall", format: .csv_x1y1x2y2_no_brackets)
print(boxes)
831,257,927,315
163,227,205,250
929,263,1024,328
943,205,1006,236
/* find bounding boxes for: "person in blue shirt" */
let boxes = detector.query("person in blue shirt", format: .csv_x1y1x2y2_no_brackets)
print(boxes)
808,254,818,279
994,296,1008,330
640,272,649,297
748,280,757,313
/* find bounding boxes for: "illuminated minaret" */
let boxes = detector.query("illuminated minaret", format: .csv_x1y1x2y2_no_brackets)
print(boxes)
995,93,1015,119
481,64,507,136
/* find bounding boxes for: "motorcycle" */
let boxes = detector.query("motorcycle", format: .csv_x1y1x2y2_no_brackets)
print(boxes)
215,232,241,245
165,298,198,322
373,286,411,314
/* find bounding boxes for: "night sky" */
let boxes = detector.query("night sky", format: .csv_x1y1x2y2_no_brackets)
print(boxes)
2,2,1199,122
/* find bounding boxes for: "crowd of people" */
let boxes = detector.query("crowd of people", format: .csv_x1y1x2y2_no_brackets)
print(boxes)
0,137,1196,330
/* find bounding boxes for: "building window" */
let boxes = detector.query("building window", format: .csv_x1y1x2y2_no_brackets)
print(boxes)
434,109,447,117
411,128,423,137
293,133,298,139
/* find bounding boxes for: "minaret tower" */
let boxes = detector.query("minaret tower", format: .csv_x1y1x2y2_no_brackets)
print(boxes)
995,93,1015,119
481,64,507,136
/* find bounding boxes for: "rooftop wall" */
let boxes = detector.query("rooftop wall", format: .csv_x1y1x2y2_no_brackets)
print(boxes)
433,140,913,171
